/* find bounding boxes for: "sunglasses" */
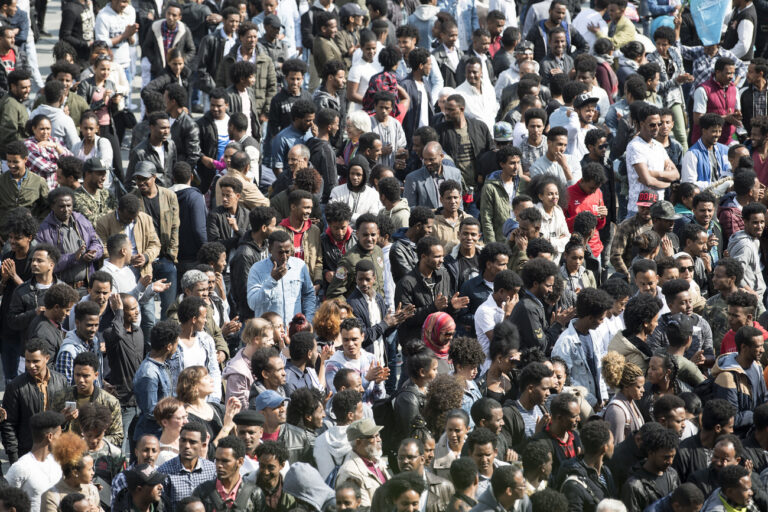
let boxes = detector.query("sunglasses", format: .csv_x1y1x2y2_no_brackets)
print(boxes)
679,266,695,272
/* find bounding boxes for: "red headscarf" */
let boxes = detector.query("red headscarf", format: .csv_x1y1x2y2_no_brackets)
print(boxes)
422,312,456,359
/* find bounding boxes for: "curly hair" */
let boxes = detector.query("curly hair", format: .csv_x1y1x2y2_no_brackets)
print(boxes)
601,351,644,391
78,403,112,435
1,207,37,238
52,432,89,476
288,313,313,338
423,374,464,438
286,388,323,427
176,366,209,403
153,396,185,424
313,298,352,341
448,336,486,369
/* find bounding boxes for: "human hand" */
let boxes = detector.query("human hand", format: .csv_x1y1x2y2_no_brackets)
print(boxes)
676,73,693,84
381,144,393,156
514,231,528,253
320,344,335,362
81,250,97,263
434,293,449,311
505,449,518,462
125,23,139,36
152,278,171,293
35,305,46,315
587,22,600,33
223,396,242,424
596,205,608,217
222,317,241,337
217,351,227,364
707,233,719,249
131,254,146,267
226,216,239,232
701,253,711,272
271,260,288,281
553,307,575,325
503,294,519,316
661,236,674,257
62,405,79,421
206,13,223,24
109,293,123,311
691,350,705,366
535,413,551,433
450,292,470,310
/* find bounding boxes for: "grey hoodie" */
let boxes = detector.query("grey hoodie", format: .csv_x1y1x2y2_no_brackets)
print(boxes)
728,230,766,301
700,488,759,512
29,103,81,149
283,462,335,512
313,425,351,480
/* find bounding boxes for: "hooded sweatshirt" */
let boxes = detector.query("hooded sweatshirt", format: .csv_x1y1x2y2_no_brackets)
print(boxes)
283,462,335,512
700,488,759,512
728,230,766,301
313,425,351,480
712,352,768,435
409,4,440,49
380,197,410,230
329,156,383,223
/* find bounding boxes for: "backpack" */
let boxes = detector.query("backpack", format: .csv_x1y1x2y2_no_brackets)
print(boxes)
324,452,343,488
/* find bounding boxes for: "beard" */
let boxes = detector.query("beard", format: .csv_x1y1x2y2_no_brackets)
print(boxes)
364,444,383,461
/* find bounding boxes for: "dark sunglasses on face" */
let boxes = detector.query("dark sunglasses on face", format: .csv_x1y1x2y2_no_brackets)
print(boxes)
679,266,695,272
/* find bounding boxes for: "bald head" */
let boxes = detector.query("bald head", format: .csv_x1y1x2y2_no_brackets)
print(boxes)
287,144,310,173
422,142,444,173
519,60,537,74
423,141,444,159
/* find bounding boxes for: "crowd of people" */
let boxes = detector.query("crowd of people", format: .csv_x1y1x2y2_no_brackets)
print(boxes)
0,0,767,511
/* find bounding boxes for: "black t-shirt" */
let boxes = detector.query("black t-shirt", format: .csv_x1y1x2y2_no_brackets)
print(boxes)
457,253,479,288
142,194,161,236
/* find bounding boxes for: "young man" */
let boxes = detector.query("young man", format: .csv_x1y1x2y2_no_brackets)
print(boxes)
751,116,768,184
254,441,294,510
718,170,763,244
29,80,80,151
432,20,463,87
252,390,313,464
475,270,520,370
370,92,407,169
519,108,548,175
539,27,573,87
455,58,498,133
193,437,267,509
512,362,553,437
314,389,364,479
284,331,331,395
691,57,742,146
389,206,435,282
126,113,178,187
621,428,681,511
434,181,473,253
270,100,315,176
326,214,386,299
0,70,31,159
509,258,564,353
196,88,230,190
313,60,347,151
657,108,684,170
26,283,79,361
674,398,737,483
139,2,195,83
260,15,291,86
195,7,240,96
443,217,482,293
609,191,655,276
729,202,767,304
530,393,582,477
206,177,249,257
54,156,82,193
530,126,581,186
377,177,409,231
157,422,217,511
681,114,731,190
404,141,463,210
230,207,277,320
0,141,48,224
400,47,436,146
264,59,312,166
742,58,768,133
275,189,322,288
74,157,117,225
480,146,522,243
566,162,607,258
307,108,340,205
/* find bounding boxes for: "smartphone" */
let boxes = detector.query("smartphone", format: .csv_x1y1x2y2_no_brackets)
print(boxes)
65,401,77,410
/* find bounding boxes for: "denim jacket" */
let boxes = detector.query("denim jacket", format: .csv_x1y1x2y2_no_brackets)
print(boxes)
437,0,478,51
132,356,173,440
247,256,317,322
647,47,685,107
552,319,608,407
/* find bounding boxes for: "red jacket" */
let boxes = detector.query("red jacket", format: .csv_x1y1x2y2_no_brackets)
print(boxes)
566,182,607,257
720,321,768,354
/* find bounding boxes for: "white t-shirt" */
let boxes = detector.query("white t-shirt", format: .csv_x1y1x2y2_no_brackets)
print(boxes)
152,143,165,169
572,8,607,50
512,121,527,146
475,293,504,374
625,135,669,211
415,81,429,128
94,4,137,67
181,337,208,368
214,116,230,160
347,60,383,112
6,452,62,512
239,90,253,136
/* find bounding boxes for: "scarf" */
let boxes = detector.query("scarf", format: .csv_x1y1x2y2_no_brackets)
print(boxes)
422,312,455,358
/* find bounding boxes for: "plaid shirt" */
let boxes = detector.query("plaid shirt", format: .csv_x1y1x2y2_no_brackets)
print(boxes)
111,464,135,511
751,85,768,119
362,71,401,116
161,21,178,52
677,44,748,90
158,456,217,511
24,137,72,191
55,337,98,385
520,135,548,174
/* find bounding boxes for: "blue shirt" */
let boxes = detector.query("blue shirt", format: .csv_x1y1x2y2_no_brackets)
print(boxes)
247,256,317,322
578,330,601,403
270,125,307,169
157,456,217,511
284,360,323,395
132,356,173,440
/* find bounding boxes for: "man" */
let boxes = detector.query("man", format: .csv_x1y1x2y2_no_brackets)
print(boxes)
744,404,768,474
130,162,180,318
50,351,122,446
195,7,240,96
115,463,166,512
252,390,313,464
157,421,217,511
207,177,249,257
227,113,261,186
400,47,436,149
196,88,230,193
335,418,391,507
164,84,201,170
230,207,277,320
530,392,582,477
455,58,498,133
675,191,723,265
232,409,265,478
254,441,294,512
29,80,80,150
700,465,758,512
728,202,766,304
480,145,522,243
140,2,195,83
325,318,388,403
394,236,469,343
94,0,138,90
679,224,714,295
456,28,494,87
0,141,48,225
509,258,566,353
470,462,529,512
718,170,762,243
133,320,180,441
553,288,614,409
369,92,407,169
74,157,118,225
437,95,495,191
621,428,681,512
539,28,574,87
556,419,616,512
1,339,67,464
681,114,731,189
5,411,64,512
561,93,598,162
566,161,608,259
217,150,269,209
434,181,474,253
247,230,316,322
692,58,743,146
284,332,328,395
36,61,87,128
0,70,30,158
326,214,386,301
524,0,588,62
742,58,768,133
475,270,520,371
276,190,322,288
192,437,267,510
307,108,340,205
443,217,482,292
530,126,581,186
712,325,768,437
36,187,103,290
27,283,79,361
390,438,454,512
126,113,178,187
404,141,463,210
314,389,363,480
53,299,105,386
269,100,314,176
625,103,679,217
610,191,655,276
706,258,755,350
457,243,511,335
389,206,435,283
511,363,552,437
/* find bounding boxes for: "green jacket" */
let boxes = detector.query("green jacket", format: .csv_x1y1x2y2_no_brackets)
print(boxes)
506,239,528,273
216,44,277,118
0,171,49,225
479,177,513,243
0,95,28,158
326,244,385,299
50,385,124,447
130,186,180,262
33,91,89,127
74,186,118,225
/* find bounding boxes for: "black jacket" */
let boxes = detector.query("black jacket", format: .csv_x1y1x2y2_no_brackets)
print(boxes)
672,434,710,484
393,379,427,444
226,85,264,142
620,465,679,512
524,22,589,62
144,66,192,97
1,370,67,462
141,20,197,80
169,110,202,169
530,429,582,478
389,230,418,283
401,75,434,150
307,136,338,203
508,291,564,354
230,233,270,320
436,118,495,185
265,88,314,152
207,204,251,255
741,84,768,134
347,287,391,351
394,267,456,343
743,433,768,474
196,111,221,193
606,433,643,491
554,457,616,512
300,4,339,51
27,313,64,362
432,45,464,88
8,278,64,343
193,478,266,512
126,138,178,187
278,423,315,465
195,30,230,93
443,250,478,294
60,0,92,64
103,309,146,406
320,230,357,287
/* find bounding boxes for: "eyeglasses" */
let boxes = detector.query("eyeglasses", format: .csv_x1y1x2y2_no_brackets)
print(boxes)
679,266,695,272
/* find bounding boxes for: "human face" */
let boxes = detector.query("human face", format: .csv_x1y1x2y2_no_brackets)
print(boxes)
341,327,364,359
440,188,461,215
670,290,693,316
257,454,283,488
30,250,54,277
441,27,458,48
532,275,555,300
348,165,365,189
336,488,361,511
262,0,277,14
577,104,596,125
264,356,286,387
52,195,74,223
282,71,304,97
357,221,379,252
241,28,259,52
422,147,444,175
83,427,105,451
458,225,480,253
362,41,377,62
136,436,160,466
641,114,662,139
73,364,98,395
693,201,714,228
623,375,645,401
500,155,521,181
76,455,95,485
646,356,669,386
81,117,100,146
635,270,658,295
539,184,559,210
423,244,444,272
466,63,482,88
655,37,671,57
397,442,425,473
270,240,293,267
397,35,416,57
551,362,567,393
549,32,566,56
374,99,392,122
263,402,287,425
356,270,376,296
179,430,204,462
210,98,228,120
150,118,171,142
168,56,185,78
224,12,240,34
395,490,421,512
443,100,463,124
711,442,739,472
329,69,346,91
745,212,765,238
648,448,677,473
8,231,32,257
215,447,242,481
445,417,468,451
94,59,112,83
727,476,754,506
237,424,263,454
743,335,765,363
483,407,505,435
89,281,112,307
716,65,736,86
162,406,188,435
550,135,568,157
33,119,52,142
687,231,708,258
713,264,736,293
75,314,100,345
118,295,139,326
470,442,496,475
636,205,652,223
291,198,312,223
530,376,552,405
9,78,30,102
25,350,49,378
165,5,182,28
565,247,584,274
727,305,752,333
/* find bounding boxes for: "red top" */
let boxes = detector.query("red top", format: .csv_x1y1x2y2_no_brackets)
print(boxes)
262,429,280,442
753,152,768,186
0,48,16,73
216,475,243,505
720,321,768,354
279,218,310,260
566,182,607,256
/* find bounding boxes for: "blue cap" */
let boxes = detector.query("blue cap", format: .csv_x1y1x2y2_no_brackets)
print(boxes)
252,390,289,411
493,121,514,142
503,218,518,239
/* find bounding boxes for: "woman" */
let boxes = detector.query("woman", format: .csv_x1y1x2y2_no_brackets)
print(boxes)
72,112,117,189
481,320,521,402
144,48,191,96
638,353,690,421
76,54,124,180
314,298,353,349
422,312,457,375
393,343,438,444
449,336,486,427
547,356,595,421
330,156,383,223
601,351,645,444
24,115,72,190
530,174,570,261
222,317,275,407
632,230,662,264
342,110,372,166
423,374,464,438
42,433,100,512
671,182,700,219
263,311,289,356
79,42,130,97
432,409,470,478
154,397,188,466
560,237,597,295
362,46,410,121
384,472,427,512
177,366,242,455
176,300,223,402
607,294,662,373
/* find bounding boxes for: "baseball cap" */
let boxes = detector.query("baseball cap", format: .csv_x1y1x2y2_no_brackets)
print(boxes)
233,410,266,426
340,3,365,18
666,313,693,339
263,14,282,29
133,161,157,179
514,41,534,54
252,390,289,411
573,93,599,109
650,200,681,221
125,464,166,489
636,190,659,208
493,121,514,142
346,418,383,442
83,157,108,173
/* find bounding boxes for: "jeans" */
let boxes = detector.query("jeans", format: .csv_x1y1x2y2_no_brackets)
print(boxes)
1,337,23,384
121,405,137,455
384,330,399,394
153,258,178,320
140,298,156,342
